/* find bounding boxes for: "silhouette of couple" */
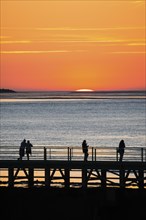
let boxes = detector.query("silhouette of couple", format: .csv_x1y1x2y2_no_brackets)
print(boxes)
19,139,33,160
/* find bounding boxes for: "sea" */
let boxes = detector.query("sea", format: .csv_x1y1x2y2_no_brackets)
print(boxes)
0,90,146,150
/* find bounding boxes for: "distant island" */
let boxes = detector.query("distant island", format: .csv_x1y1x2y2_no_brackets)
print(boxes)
0,89,16,93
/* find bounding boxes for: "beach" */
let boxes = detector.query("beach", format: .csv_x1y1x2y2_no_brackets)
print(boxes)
1,186,146,220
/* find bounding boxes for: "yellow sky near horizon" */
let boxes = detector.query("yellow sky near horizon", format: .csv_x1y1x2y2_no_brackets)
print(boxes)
0,1,145,91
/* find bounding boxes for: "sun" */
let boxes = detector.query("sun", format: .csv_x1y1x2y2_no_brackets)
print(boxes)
75,89,94,92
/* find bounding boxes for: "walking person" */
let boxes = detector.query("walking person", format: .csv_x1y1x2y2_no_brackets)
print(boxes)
19,139,26,160
118,139,125,162
82,140,89,161
26,140,33,160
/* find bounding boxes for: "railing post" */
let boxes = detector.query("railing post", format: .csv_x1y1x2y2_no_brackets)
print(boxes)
92,147,94,161
116,148,118,161
50,148,51,160
95,148,96,161
44,147,47,160
70,148,72,161
68,147,70,161
141,148,143,162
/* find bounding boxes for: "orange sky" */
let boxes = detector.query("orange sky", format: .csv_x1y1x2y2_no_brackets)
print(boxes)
0,1,145,91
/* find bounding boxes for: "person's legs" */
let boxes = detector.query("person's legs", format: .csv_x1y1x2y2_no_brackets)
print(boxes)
119,152,123,162
85,152,88,161
27,152,29,160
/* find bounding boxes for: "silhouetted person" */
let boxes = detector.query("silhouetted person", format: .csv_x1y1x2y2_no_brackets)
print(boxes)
26,140,33,160
82,140,89,161
118,139,125,162
19,139,26,160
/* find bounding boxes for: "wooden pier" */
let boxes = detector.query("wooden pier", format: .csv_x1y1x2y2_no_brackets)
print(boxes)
0,146,146,189
0,160,146,189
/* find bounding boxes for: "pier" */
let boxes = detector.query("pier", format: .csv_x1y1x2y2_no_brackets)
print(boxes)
0,146,146,189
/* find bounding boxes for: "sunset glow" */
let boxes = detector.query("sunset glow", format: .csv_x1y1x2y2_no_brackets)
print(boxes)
76,89,94,92
0,1,145,91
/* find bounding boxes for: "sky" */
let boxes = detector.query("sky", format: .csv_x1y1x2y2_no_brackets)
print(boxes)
0,1,146,91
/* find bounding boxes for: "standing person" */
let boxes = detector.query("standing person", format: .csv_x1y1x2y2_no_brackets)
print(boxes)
118,139,125,162
82,140,89,161
19,139,26,160
26,140,33,160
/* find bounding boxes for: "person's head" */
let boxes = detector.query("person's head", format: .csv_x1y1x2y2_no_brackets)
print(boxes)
27,140,30,144
23,139,26,142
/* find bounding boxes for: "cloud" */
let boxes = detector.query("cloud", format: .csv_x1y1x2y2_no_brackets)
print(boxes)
127,42,146,46
110,51,146,54
35,26,145,31
0,40,31,44
0,36,11,39
1,50,85,54
2,26,145,31
1,50,70,54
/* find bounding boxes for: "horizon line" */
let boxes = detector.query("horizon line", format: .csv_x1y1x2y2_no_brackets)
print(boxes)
1,88,145,93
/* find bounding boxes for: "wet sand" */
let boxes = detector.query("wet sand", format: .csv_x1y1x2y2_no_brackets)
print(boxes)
0,187,146,220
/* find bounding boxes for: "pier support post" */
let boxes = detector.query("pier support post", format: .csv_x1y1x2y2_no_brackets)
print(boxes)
65,168,70,188
101,169,106,188
138,170,144,189
28,168,34,187
45,168,51,187
8,167,14,187
120,169,125,188
82,167,87,188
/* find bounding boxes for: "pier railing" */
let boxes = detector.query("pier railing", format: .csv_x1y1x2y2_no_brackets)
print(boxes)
0,146,146,188
0,146,146,162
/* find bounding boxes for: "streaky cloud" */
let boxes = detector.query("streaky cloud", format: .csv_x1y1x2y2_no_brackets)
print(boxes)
0,40,31,44
1,50,69,54
35,26,145,31
127,42,146,46
2,26,145,31
1,50,85,54
110,51,146,54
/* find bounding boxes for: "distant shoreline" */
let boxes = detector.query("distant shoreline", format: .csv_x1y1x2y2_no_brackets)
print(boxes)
0,89,16,93
0,90,145,100
0,89,146,93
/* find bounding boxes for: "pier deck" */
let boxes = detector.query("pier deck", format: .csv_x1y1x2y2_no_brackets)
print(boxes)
0,160,146,189
1,146,146,188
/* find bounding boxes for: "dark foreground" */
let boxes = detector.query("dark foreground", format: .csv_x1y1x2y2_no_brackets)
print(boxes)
0,187,146,220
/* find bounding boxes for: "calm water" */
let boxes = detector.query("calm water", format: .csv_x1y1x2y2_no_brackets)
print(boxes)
0,91,146,148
